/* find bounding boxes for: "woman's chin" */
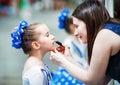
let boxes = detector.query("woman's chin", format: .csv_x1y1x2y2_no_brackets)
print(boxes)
83,41,87,44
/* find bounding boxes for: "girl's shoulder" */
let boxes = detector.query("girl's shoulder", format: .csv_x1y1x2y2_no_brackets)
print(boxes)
23,65,44,79
23,57,46,75
22,65,50,85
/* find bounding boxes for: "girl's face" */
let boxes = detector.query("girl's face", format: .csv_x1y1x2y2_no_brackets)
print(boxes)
35,24,55,52
73,17,87,44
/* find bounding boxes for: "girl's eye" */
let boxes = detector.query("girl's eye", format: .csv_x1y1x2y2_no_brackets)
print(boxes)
46,33,49,37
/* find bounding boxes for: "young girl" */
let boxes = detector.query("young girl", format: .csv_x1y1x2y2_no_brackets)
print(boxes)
11,20,55,85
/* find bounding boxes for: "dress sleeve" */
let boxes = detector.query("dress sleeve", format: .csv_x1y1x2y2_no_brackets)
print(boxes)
28,67,46,85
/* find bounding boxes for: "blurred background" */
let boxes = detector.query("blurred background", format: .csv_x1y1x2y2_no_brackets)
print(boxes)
0,0,116,85
0,0,84,85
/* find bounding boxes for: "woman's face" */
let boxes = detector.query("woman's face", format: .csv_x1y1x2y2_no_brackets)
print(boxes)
35,24,55,52
73,17,87,44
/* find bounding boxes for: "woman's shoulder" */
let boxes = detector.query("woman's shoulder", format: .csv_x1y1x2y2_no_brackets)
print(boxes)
98,23,120,41
103,23,120,36
97,23,120,56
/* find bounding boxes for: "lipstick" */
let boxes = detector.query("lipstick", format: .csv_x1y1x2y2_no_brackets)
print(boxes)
55,41,65,54
55,41,63,46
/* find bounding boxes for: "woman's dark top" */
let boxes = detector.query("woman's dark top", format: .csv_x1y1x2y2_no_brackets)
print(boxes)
103,23,120,83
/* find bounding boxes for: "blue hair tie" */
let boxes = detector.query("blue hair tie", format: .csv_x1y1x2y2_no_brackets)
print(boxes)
58,8,70,29
11,20,28,49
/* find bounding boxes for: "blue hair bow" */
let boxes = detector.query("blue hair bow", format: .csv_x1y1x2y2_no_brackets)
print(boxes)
11,20,28,49
58,8,70,29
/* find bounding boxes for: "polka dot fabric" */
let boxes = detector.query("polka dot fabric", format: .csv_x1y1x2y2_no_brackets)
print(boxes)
52,67,84,85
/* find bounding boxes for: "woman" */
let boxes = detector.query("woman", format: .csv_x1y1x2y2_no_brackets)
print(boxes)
50,0,120,85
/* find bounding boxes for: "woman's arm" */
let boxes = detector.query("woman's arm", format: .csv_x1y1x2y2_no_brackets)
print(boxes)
50,29,115,85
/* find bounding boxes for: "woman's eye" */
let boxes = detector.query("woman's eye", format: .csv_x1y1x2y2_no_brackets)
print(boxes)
73,24,78,28
75,25,78,28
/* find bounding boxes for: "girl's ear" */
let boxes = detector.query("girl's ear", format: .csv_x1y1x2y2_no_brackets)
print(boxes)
31,41,40,49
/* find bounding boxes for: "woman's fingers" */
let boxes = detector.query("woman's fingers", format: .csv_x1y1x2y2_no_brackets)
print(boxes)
64,45,72,57
50,50,64,65
50,45,72,65
56,45,65,54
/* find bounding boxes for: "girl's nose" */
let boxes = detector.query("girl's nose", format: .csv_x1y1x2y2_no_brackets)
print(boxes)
51,34,55,40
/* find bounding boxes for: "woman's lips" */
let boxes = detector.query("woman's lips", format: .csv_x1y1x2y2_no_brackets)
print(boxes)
79,35,82,39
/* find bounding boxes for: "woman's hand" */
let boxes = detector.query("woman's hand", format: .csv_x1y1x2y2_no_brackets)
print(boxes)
50,45,72,66
56,45,65,54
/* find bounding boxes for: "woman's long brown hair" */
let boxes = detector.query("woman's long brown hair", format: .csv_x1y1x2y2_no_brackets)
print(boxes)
72,0,120,64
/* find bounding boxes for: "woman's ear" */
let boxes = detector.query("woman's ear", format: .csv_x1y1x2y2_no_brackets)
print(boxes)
31,41,40,49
